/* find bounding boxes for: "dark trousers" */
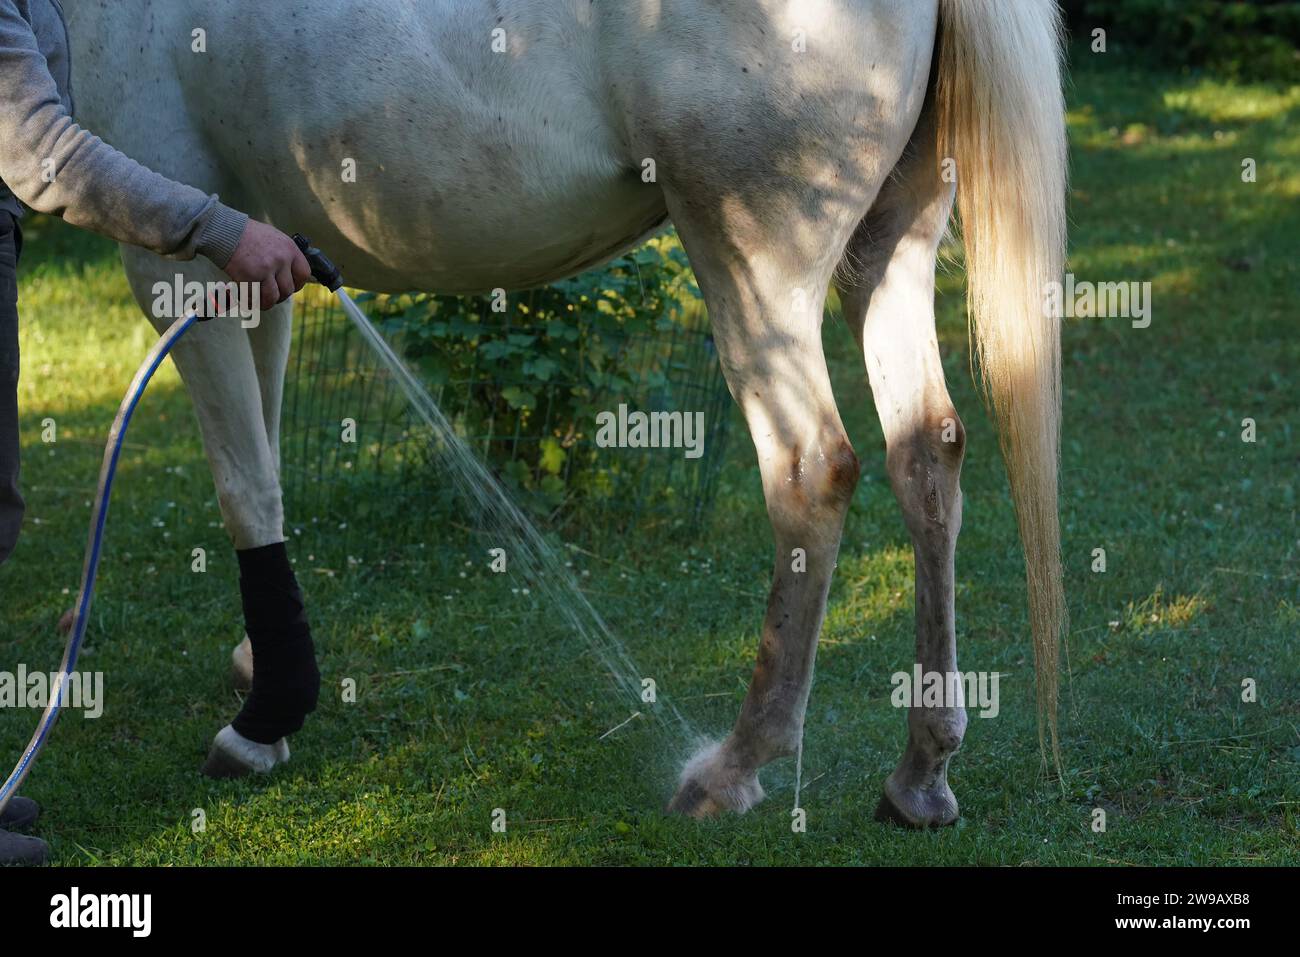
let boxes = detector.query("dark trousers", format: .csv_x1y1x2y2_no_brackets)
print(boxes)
0,212,22,566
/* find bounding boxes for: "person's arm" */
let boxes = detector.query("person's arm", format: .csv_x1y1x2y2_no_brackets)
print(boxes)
0,4,247,266
0,3,309,306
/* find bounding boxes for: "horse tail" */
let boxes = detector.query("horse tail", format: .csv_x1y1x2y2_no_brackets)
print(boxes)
934,0,1069,769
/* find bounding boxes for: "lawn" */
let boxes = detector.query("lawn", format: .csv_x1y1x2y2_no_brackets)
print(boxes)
1,52,1297,866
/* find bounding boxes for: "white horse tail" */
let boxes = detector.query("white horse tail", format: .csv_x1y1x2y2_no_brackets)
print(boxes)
935,0,1069,768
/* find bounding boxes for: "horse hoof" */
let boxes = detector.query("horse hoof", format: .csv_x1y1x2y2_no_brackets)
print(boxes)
665,740,764,819
874,782,959,829
231,635,254,691
201,725,289,779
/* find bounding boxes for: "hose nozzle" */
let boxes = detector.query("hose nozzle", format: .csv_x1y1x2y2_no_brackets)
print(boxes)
292,233,344,292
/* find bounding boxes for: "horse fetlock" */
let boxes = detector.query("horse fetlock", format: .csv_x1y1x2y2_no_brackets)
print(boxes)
666,739,766,819
731,716,801,768
232,650,320,744
911,705,968,759
877,711,965,827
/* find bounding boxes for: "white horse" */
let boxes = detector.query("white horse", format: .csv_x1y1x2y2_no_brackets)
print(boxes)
64,0,1066,826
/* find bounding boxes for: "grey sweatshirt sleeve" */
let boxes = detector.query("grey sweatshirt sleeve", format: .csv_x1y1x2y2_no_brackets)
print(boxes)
0,3,247,266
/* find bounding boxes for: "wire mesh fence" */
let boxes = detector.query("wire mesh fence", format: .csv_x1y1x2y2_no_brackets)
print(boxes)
278,282,733,567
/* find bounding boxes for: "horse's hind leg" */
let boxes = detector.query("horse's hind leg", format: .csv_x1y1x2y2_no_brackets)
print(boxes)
662,200,867,817
836,107,966,827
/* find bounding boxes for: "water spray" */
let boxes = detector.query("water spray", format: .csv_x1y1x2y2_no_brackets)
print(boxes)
297,247,694,737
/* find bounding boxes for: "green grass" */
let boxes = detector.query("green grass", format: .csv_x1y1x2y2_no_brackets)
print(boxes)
2,56,1297,866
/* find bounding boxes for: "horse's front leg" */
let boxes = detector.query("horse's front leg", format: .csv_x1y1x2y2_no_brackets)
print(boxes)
229,291,293,693
120,247,318,777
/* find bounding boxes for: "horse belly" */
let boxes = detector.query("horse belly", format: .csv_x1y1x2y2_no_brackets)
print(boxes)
178,0,667,293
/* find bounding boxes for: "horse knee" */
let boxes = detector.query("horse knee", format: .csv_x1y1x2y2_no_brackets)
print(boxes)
770,428,860,532
821,433,863,507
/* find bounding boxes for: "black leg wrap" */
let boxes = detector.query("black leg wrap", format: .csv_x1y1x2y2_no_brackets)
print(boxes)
231,543,321,745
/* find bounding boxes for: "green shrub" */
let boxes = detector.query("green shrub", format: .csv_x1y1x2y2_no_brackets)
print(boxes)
354,234,705,513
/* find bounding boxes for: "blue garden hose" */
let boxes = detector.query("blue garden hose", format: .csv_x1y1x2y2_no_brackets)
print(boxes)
0,312,199,817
